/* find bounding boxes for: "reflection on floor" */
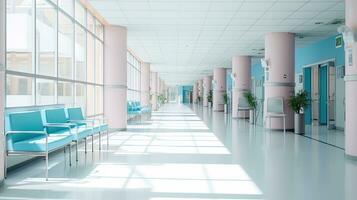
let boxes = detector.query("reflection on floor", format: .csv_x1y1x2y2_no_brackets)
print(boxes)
1,103,356,200
304,125,345,149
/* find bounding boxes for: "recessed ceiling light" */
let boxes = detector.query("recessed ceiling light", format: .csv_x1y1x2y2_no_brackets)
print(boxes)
315,22,324,25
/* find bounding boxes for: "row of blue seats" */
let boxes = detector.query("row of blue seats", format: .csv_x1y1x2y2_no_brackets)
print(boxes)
127,101,151,115
5,107,109,180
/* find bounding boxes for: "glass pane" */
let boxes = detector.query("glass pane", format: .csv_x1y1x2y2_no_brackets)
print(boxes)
36,0,56,76
75,25,86,81
58,0,73,16
95,86,103,115
86,85,95,116
95,20,103,40
36,78,56,105
58,11,74,79
87,33,95,83
6,75,34,107
87,12,94,33
58,81,73,106
75,83,86,114
95,39,103,84
6,0,34,73
75,0,86,25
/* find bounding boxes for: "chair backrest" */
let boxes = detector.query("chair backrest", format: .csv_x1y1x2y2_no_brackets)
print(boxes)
238,97,250,108
45,108,68,133
8,111,44,143
267,97,284,114
67,107,85,120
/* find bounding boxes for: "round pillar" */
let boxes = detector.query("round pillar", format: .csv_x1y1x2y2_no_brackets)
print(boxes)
213,68,226,112
198,79,203,104
151,72,158,110
203,76,212,107
232,56,251,118
264,32,295,130
104,25,127,130
141,62,150,107
193,82,198,104
345,0,357,157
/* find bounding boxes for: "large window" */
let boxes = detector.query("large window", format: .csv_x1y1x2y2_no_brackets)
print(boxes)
127,52,141,102
6,0,104,117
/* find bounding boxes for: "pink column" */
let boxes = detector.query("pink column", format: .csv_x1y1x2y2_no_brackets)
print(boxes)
104,25,127,130
203,76,212,107
141,62,150,107
151,72,158,110
213,68,226,111
198,79,203,104
345,0,357,158
264,32,295,130
0,0,5,181
232,56,251,118
193,82,198,104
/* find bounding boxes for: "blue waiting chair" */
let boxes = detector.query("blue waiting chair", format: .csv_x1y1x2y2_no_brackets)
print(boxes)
44,108,95,161
67,107,109,150
6,111,74,180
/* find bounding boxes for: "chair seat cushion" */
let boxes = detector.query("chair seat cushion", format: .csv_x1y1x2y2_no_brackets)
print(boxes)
10,133,73,152
266,113,286,117
72,127,94,140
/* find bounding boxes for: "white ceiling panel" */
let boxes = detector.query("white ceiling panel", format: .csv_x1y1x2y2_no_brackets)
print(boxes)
89,0,344,85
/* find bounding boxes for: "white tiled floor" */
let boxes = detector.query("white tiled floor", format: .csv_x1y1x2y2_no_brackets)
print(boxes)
1,103,357,200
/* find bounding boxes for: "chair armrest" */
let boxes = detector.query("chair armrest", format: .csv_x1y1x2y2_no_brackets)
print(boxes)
6,131,47,136
44,123,76,127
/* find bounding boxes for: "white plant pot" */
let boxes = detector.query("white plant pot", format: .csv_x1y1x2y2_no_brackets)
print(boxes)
294,113,305,134
224,104,228,114
249,110,255,124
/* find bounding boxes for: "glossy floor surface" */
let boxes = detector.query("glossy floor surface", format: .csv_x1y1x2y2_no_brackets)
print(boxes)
1,103,357,200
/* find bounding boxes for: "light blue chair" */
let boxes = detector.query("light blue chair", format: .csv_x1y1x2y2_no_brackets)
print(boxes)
6,111,74,180
67,107,109,150
265,97,286,133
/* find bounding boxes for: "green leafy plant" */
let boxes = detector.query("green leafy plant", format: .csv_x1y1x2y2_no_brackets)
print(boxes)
197,96,202,103
243,91,257,110
288,90,309,114
207,90,213,103
223,93,229,105
158,94,167,105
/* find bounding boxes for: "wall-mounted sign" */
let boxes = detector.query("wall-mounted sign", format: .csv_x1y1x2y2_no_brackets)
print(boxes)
335,35,343,48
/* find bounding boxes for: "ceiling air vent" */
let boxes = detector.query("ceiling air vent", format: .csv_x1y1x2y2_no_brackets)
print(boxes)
326,18,345,26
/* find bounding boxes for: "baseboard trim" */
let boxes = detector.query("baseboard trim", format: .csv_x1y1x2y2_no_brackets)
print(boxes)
345,154,357,161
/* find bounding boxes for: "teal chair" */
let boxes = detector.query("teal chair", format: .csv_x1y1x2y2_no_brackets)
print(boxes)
6,111,74,180
67,107,109,150
45,108,93,161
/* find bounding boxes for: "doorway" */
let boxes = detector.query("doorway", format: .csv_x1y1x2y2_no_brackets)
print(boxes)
303,61,335,128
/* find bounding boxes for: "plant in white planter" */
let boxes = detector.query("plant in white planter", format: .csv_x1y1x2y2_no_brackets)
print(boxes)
207,90,213,108
223,93,229,114
243,91,257,124
288,90,309,134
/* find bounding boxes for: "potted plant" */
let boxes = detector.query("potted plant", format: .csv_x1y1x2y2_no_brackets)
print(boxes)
243,91,257,124
207,90,213,108
197,96,202,105
288,90,309,134
223,93,229,114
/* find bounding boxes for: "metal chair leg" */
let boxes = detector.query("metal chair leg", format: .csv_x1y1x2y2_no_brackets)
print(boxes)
4,151,7,179
269,117,272,133
69,144,72,166
107,130,109,148
84,138,87,154
45,153,49,181
76,141,78,162
99,132,101,151
283,117,286,134
92,135,94,152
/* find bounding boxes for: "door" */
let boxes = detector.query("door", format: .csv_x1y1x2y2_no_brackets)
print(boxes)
303,67,312,125
319,64,328,125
